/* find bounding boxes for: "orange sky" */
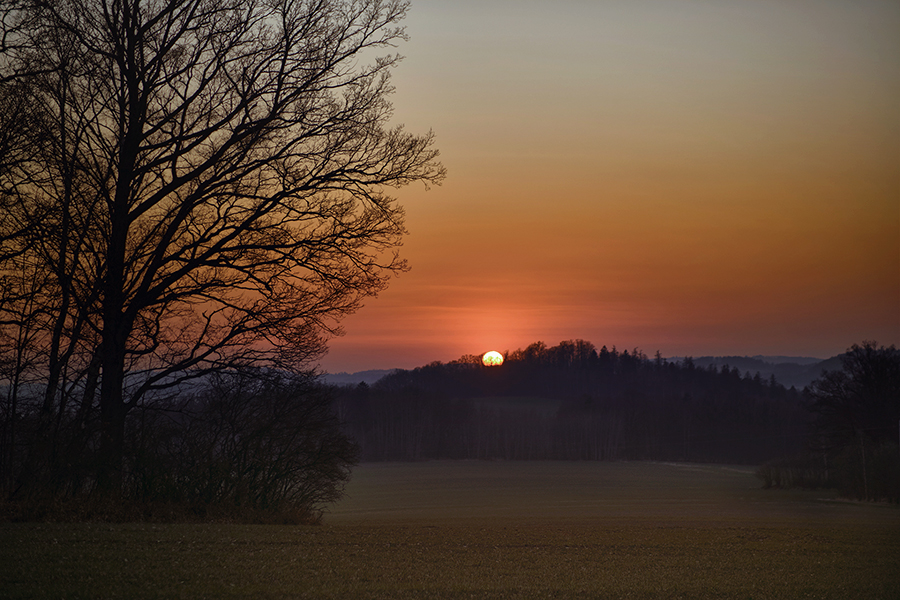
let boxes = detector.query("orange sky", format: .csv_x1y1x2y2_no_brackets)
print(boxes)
319,0,900,373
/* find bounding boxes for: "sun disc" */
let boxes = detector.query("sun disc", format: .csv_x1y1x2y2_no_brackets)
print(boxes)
482,351,504,367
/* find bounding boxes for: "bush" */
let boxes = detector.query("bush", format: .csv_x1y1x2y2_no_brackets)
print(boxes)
756,454,831,490
2,371,358,523
756,443,900,503
829,441,900,502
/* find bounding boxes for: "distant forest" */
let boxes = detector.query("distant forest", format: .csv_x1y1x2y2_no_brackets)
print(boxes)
334,341,810,465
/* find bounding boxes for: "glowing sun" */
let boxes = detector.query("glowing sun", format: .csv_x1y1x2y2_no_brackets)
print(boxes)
482,351,504,367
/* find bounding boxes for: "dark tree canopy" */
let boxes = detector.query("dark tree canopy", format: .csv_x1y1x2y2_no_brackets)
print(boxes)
753,342,899,500
807,341,900,448
0,0,442,502
802,342,900,499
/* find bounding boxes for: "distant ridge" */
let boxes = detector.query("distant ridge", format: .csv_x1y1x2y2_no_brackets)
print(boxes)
322,369,395,386
749,355,824,366
680,355,842,390
669,354,823,366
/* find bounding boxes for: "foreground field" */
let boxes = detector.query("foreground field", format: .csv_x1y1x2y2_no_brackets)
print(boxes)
3,461,899,599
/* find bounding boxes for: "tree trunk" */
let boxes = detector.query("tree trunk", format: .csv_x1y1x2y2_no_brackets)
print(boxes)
97,333,127,495
96,41,143,494
859,431,868,501
96,182,132,496
96,206,130,494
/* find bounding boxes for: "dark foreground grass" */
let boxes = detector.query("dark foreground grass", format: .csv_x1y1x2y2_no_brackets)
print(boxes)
3,462,899,599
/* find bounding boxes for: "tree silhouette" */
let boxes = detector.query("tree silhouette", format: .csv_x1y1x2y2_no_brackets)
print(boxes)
808,342,900,447
0,0,443,500
806,342,900,499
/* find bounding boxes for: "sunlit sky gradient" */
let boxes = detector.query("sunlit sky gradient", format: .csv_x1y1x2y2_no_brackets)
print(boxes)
319,0,900,373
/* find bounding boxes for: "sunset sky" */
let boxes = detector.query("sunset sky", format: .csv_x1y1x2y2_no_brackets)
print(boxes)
319,0,899,374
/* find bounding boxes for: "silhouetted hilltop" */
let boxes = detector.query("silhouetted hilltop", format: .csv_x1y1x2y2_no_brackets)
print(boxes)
329,353,845,391
334,340,812,464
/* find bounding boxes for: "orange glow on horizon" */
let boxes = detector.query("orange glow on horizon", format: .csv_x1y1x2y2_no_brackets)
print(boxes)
318,1,900,374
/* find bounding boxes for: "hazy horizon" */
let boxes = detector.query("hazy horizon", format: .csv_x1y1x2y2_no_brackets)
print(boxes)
322,347,834,376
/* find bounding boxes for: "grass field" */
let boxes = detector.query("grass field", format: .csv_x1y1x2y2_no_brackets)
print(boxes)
3,461,899,599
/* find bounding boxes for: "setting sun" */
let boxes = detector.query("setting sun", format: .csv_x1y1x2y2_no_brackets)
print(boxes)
482,351,504,367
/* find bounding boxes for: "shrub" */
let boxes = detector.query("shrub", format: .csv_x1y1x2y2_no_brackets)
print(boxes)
2,371,358,523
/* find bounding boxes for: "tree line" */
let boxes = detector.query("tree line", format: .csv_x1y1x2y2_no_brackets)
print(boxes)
335,340,900,502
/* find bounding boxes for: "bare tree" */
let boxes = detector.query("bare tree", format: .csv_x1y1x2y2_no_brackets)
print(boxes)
0,0,443,497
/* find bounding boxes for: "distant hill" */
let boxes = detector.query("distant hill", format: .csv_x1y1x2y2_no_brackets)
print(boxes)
323,354,847,390
750,355,823,366
685,355,843,390
322,369,396,386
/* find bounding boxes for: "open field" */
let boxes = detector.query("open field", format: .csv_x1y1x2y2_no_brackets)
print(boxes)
3,461,899,599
